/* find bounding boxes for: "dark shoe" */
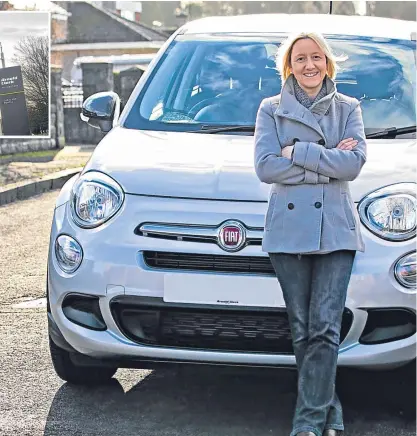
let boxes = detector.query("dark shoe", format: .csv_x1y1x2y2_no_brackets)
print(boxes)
323,430,340,436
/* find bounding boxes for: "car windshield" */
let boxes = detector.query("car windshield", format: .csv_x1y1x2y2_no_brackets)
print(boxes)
124,34,416,135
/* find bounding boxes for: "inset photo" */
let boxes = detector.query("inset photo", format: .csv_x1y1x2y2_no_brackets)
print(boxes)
0,11,50,137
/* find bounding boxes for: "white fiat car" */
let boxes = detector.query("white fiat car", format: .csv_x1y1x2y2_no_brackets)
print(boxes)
48,14,416,384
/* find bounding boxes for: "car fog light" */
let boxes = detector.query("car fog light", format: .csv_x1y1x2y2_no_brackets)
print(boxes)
55,235,83,273
394,252,416,289
62,294,106,331
359,308,416,344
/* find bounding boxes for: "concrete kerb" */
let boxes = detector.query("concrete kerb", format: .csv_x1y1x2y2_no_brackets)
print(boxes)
0,167,82,206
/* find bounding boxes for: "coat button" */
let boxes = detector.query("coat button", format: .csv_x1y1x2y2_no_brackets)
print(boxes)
318,139,325,145
288,203,294,210
315,202,322,209
325,110,330,115
283,110,289,114
292,137,300,145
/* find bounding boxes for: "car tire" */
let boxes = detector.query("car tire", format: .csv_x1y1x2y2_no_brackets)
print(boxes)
49,337,117,385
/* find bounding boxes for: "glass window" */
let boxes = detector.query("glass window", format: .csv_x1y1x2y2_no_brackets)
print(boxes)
331,37,416,133
124,34,416,134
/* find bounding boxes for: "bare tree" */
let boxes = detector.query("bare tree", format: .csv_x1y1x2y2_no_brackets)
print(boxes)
12,35,49,134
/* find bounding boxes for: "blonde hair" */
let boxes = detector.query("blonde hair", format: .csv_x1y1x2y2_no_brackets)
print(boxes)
276,32,345,81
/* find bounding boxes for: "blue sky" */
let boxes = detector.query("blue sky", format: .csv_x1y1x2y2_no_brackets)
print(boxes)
0,11,49,67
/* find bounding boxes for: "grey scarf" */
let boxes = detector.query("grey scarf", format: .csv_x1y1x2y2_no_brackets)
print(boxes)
293,77,327,109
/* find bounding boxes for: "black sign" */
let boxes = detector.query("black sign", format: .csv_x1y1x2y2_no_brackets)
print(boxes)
0,66,30,136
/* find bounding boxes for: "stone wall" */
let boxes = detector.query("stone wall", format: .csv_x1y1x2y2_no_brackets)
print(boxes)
64,62,113,145
114,66,145,109
0,138,54,155
51,66,65,149
64,108,105,145
63,62,142,145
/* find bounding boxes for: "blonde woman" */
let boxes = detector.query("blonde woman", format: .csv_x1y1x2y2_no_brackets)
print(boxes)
254,32,367,436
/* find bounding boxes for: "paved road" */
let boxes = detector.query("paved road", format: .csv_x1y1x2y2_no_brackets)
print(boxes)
0,192,415,436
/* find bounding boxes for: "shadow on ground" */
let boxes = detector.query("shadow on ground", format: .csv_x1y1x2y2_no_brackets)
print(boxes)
43,362,416,436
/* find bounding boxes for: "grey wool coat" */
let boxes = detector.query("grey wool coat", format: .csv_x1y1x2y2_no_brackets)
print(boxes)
254,74,366,254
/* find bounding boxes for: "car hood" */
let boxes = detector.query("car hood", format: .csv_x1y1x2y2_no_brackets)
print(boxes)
83,127,416,202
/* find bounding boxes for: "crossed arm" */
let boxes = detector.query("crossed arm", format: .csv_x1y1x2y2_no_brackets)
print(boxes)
254,98,367,185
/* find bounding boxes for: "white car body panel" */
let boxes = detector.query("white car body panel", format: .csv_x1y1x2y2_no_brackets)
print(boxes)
81,127,416,203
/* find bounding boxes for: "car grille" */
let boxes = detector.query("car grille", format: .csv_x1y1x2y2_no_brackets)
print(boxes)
110,298,353,354
142,251,275,275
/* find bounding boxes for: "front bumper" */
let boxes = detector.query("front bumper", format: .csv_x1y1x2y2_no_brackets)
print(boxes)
48,194,416,370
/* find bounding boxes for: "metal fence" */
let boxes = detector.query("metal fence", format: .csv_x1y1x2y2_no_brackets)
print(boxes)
62,84,83,108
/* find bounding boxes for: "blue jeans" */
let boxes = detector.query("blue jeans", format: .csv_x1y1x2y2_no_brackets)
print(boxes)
269,250,356,436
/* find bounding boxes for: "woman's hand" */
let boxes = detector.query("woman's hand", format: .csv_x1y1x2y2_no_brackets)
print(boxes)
282,145,294,159
336,138,358,150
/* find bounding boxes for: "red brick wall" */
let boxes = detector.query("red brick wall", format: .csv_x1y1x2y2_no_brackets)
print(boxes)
51,18,68,43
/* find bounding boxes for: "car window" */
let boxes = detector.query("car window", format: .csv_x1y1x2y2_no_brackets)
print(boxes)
331,38,416,133
124,35,416,134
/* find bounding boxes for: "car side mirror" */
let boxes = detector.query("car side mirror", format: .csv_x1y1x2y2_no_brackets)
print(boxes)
80,92,120,133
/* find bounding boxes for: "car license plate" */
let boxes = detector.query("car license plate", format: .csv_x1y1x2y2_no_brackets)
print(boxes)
163,273,284,307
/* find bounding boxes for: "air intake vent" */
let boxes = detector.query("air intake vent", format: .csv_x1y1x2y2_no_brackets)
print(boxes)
110,297,354,354
143,251,275,275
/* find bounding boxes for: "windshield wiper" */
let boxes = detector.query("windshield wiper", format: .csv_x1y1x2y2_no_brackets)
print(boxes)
366,126,416,139
195,124,416,137
194,125,256,134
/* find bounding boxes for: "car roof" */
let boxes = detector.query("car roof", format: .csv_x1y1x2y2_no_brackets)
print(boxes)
182,14,416,40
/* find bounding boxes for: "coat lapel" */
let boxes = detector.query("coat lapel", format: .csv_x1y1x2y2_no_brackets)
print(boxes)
274,74,336,142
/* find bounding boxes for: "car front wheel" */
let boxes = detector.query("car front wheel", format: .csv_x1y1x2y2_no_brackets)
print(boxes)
49,337,117,385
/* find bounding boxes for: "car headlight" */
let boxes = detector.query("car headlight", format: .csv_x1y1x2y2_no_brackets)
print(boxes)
70,171,124,228
55,235,83,273
394,252,416,289
358,183,416,241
